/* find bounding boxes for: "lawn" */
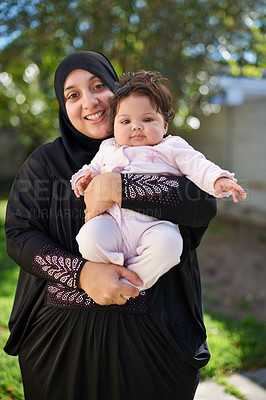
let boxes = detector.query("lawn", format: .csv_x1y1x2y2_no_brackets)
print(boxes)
0,200,265,399
0,201,24,400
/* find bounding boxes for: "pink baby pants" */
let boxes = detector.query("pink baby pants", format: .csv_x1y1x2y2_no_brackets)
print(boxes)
76,206,183,292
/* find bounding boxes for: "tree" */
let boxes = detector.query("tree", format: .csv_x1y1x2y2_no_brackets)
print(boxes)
0,0,265,153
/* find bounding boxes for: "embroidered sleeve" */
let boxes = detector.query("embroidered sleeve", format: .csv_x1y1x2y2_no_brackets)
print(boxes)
122,173,180,205
33,244,85,289
121,173,217,227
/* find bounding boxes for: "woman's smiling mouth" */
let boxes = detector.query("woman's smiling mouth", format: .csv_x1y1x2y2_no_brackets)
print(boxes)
85,111,105,121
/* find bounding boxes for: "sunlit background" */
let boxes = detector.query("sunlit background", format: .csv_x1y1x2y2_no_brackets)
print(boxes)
1,1,266,224
0,2,266,398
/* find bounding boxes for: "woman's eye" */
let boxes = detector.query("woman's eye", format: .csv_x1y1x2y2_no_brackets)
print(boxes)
93,83,105,90
66,93,78,100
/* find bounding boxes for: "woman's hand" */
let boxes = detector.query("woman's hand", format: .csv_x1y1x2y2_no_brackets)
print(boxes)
79,261,142,305
84,173,122,222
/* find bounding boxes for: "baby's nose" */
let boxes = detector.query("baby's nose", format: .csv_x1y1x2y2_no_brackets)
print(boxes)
131,122,143,131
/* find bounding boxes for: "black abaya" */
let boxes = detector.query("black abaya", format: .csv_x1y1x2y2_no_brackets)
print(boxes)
4,51,217,400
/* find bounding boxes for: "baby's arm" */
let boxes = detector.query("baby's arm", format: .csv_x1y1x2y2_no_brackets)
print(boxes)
71,161,100,198
71,142,107,197
214,177,246,203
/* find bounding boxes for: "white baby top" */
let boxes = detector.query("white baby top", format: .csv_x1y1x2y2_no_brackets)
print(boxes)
71,135,236,197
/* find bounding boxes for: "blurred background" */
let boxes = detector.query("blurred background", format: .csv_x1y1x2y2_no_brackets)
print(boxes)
0,1,265,398
1,0,266,226
1,0,266,224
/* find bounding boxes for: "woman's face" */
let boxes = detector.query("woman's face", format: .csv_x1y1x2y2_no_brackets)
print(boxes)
64,69,114,139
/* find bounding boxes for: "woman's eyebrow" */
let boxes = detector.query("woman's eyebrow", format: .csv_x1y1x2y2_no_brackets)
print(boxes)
64,75,98,92
64,85,75,92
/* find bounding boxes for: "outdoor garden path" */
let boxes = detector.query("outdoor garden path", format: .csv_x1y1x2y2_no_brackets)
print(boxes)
195,218,266,400
195,369,266,400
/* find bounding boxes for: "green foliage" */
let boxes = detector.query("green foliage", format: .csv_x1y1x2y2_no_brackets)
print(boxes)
0,0,265,153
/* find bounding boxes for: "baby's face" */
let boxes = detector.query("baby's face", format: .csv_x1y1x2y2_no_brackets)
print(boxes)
113,94,168,147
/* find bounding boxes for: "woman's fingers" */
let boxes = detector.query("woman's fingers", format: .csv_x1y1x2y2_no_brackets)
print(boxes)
78,261,141,305
118,267,143,288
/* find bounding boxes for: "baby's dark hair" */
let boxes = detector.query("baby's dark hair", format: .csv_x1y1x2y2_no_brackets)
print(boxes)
109,70,175,128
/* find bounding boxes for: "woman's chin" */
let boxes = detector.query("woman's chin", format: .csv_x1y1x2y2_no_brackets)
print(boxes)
82,128,112,140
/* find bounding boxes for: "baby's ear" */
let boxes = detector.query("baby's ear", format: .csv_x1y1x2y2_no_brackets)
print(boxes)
164,122,168,135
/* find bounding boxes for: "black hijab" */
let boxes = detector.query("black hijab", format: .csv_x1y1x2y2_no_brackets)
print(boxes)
54,51,119,168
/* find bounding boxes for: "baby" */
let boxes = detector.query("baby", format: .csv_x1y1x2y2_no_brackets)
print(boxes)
71,71,246,296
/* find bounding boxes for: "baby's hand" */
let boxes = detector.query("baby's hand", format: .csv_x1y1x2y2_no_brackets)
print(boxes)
74,172,95,198
214,177,247,203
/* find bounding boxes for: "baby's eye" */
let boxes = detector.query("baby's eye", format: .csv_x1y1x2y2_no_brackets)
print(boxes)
121,119,130,124
144,117,153,122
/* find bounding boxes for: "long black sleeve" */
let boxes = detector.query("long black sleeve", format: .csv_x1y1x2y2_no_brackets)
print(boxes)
121,173,217,243
5,144,86,289
122,174,217,339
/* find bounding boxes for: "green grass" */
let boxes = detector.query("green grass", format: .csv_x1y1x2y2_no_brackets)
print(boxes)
201,313,266,380
216,377,247,399
0,200,265,399
0,200,24,400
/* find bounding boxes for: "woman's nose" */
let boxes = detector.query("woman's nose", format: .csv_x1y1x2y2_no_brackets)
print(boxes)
82,91,99,108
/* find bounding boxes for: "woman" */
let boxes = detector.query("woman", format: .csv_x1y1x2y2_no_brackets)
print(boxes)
4,51,216,400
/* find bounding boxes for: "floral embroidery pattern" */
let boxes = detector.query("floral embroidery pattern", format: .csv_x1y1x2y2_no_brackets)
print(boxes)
123,174,180,205
46,282,148,313
33,244,83,289
145,150,157,163
33,244,147,312
46,283,94,306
